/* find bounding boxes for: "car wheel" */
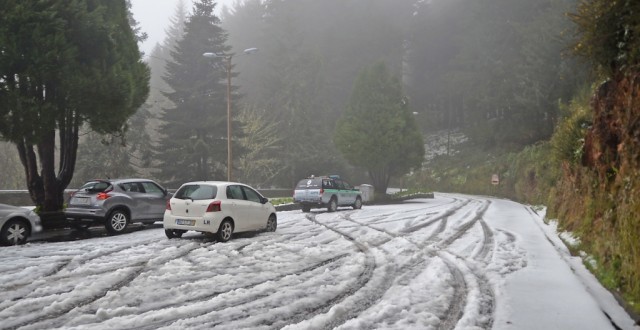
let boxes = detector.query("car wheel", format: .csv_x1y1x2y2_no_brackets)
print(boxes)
328,197,338,212
353,197,363,210
216,219,234,242
266,214,277,232
302,205,311,213
165,229,185,239
105,209,129,235
0,219,30,246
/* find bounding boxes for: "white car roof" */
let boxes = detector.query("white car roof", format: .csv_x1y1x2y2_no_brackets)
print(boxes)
179,181,242,187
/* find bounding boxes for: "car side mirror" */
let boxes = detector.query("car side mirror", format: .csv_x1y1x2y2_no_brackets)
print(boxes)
261,197,269,204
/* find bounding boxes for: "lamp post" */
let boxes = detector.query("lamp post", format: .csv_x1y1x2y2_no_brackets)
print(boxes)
203,48,258,182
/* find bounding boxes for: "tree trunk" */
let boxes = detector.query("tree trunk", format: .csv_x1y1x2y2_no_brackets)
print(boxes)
369,167,390,198
15,117,79,219
16,141,45,206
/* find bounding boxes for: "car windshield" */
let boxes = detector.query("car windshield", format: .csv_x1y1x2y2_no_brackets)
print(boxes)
174,184,217,200
80,181,111,192
296,178,322,189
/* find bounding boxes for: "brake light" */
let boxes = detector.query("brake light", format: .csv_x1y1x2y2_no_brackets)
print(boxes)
320,188,324,195
206,200,222,212
96,192,111,200
166,200,172,211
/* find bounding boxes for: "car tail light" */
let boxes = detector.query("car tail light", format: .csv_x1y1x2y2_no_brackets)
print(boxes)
206,201,222,212
96,192,111,200
166,200,172,211
320,188,324,195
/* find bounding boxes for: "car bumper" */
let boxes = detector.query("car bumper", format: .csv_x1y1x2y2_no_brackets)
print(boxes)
163,212,222,234
31,214,43,233
65,207,107,223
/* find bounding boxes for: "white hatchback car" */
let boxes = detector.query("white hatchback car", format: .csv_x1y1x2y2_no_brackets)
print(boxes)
163,181,277,242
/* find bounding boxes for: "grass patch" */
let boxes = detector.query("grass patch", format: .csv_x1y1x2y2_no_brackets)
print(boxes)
269,197,293,206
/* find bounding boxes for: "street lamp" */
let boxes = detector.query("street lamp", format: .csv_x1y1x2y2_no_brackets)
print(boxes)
203,47,258,182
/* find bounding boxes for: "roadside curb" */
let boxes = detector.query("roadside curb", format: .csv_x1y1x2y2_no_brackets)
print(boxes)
274,193,435,211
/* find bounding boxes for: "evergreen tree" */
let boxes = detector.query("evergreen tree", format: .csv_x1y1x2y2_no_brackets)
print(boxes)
0,0,149,214
334,62,425,196
72,0,154,187
155,0,232,186
235,106,283,187
145,0,188,135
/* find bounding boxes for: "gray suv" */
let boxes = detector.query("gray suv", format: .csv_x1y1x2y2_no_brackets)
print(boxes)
65,179,171,234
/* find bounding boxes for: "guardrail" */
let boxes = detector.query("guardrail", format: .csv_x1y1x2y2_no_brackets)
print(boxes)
0,189,294,206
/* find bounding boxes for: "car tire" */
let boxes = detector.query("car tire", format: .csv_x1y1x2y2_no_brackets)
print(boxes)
302,205,311,213
353,197,363,210
0,219,30,246
328,197,338,212
165,229,185,239
216,219,234,242
266,214,277,232
105,209,129,235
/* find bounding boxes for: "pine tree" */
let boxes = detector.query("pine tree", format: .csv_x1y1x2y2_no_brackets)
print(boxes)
334,62,425,196
155,0,232,186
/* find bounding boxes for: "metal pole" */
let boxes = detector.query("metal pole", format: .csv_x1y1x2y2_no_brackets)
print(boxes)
226,56,232,182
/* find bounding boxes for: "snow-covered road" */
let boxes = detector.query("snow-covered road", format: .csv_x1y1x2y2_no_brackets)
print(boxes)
1,194,637,330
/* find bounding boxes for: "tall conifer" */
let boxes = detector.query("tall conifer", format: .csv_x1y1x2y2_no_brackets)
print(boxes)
155,0,232,186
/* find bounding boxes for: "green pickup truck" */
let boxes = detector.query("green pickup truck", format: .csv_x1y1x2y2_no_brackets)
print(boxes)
293,175,363,212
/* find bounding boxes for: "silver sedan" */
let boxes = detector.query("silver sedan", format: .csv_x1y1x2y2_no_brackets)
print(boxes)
0,203,42,246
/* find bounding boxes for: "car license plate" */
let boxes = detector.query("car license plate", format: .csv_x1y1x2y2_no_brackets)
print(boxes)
176,219,195,226
73,197,91,205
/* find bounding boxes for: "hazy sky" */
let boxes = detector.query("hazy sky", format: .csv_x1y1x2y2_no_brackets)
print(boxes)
131,0,235,55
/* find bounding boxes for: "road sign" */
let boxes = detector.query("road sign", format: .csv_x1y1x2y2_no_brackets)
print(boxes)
491,174,499,185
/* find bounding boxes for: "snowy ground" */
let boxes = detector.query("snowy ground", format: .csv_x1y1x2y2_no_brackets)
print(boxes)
1,193,637,330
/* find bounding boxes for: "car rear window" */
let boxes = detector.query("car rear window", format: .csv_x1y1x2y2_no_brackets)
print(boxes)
174,184,217,200
296,178,322,189
80,181,112,192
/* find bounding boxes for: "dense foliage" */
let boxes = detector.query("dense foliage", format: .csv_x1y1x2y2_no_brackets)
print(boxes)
0,0,149,214
555,0,640,312
71,0,154,188
335,63,424,195
417,0,640,314
570,0,640,75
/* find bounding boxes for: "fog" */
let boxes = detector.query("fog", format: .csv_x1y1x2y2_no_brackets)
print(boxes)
136,0,583,187
131,0,235,55
1,0,586,190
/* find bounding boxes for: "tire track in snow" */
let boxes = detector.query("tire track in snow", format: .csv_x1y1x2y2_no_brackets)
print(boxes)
129,253,355,330
337,197,496,330
437,200,490,248
400,198,471,234
0,239,167,308
432,198,495,330
5,243,202,330
266,213,383,330
437,252,495,330
474,219,495,263
438,255,468,330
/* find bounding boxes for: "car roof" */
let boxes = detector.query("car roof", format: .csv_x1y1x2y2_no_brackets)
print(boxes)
85,178,156,184
179,181,244,186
